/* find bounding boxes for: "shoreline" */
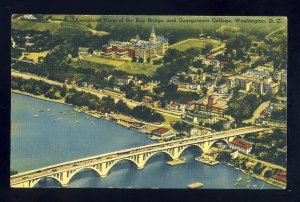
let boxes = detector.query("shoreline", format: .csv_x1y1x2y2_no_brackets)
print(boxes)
203,159,286,189
12,89,158,139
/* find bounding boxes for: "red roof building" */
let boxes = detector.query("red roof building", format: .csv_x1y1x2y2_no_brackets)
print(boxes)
229,139,253,154
151,127,169,137
272,171,286,183
187,100,196,105
169,103,181,110
144,96,153,103
260,111,270,118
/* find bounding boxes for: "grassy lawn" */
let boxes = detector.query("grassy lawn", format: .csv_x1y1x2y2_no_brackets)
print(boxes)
79,55,161,76
12,20,62,32
12,20,109,36
161,113,181,128
83,56,124,67
22,51,49,63
170,38,223,51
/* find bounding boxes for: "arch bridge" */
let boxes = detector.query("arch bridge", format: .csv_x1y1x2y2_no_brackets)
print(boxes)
11,126,269,188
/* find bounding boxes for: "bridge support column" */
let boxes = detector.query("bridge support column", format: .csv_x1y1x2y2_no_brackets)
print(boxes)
172,146,188,160
11,181,29,188
99,162,110,178
136,154,146,169
59,171,71,187
199,141,213,154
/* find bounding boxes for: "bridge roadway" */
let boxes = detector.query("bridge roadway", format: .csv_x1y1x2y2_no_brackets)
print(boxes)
11,126,269,187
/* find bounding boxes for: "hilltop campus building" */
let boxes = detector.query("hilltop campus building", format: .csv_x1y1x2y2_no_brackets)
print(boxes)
94,27,169,62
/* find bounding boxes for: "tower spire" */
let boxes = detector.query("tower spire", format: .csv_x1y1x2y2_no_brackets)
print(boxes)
151,26,155,34
149,26,157,44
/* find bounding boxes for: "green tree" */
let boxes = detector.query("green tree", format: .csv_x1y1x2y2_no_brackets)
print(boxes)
253,162,263,175
216,151,231,162
210,121,224,131
264,170,273,178
172,122,192,134
138,58,144,63
115,100,131,115
163,49,181,63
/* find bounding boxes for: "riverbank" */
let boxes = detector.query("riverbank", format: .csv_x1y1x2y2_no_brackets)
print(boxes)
201,150,286,189
230,163,286,189
12,89,161,140
210,161,285,189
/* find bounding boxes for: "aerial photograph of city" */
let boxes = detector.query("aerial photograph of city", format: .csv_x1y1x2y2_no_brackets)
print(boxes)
10,15,287,189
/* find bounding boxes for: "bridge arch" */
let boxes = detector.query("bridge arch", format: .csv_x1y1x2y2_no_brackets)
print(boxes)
141,150,174,168
30,176,62,188
103,158,140,177
177,144,204,159
64,166,102,185
210,138,231,148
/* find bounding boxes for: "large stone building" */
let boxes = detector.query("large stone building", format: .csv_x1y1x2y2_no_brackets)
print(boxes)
101,27,168,61
193,95,228,117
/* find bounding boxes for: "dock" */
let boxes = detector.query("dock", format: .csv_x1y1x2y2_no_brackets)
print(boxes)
166,158,186,166
195,157,219,165
187,182,204,189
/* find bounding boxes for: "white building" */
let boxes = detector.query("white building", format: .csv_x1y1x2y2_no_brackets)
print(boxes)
228,139,253,154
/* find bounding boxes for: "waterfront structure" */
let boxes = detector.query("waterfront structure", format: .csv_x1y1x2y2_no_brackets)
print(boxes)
228,138,253,154
151,127,170,137
11,126,269,188
130,123,147,132
101,27,168,61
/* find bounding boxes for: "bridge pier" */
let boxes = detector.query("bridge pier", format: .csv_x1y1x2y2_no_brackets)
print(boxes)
100,174,107,178
137,165,144,169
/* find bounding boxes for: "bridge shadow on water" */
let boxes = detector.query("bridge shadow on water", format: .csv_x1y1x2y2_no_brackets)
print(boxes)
179,145,203,162
34,178,61,188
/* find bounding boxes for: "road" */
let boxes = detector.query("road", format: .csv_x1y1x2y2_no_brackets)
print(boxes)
239,153,286,171
11,71,182,120
243,101,270,124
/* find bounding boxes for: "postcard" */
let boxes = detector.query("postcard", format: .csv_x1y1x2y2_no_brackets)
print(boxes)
11,15,287,189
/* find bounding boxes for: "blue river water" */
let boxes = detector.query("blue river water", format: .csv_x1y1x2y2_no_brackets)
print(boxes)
11,93,278,189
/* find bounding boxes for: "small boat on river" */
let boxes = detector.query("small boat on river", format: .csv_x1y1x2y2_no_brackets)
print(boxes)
187,182,204,189
237,177,242,182
33,114,39,117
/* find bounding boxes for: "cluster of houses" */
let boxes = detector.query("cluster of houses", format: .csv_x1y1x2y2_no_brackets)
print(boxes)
255,96,287,127
226,65,285,95
65,78,95,89
169,70,225,93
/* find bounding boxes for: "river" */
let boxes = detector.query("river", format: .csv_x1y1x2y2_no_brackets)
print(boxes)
11,93,278,189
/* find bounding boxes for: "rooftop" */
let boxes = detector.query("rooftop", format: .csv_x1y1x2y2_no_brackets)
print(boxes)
230,139,252,149
152,127,169,134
